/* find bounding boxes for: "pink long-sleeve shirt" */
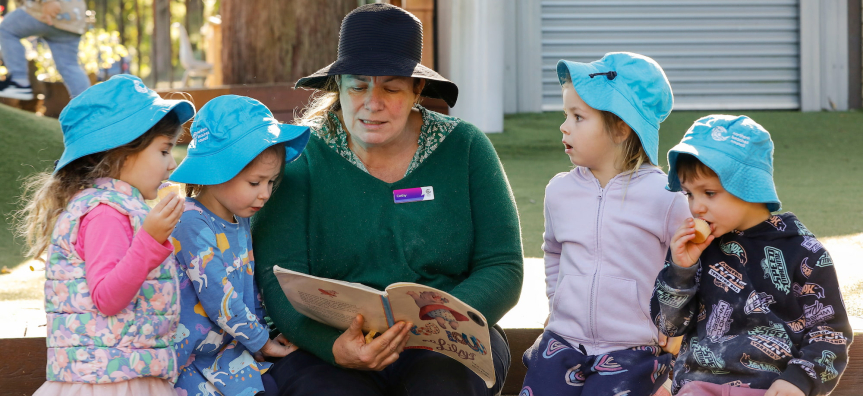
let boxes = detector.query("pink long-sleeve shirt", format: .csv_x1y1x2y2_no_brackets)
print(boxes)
74,204,173,316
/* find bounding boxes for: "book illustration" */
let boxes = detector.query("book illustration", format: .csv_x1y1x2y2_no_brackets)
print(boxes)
407,290,469,330
409,322,441,336
273,266,496,387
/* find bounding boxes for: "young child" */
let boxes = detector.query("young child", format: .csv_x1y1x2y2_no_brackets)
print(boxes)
520,52,691,396
0,0,90,99
168,95,310,396
17,75,194,394
650,115,852,396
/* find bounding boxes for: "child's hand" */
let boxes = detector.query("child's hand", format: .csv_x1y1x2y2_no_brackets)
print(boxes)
658,332,682,355
260,334,298,358
670,218,714,268
765,379,804,396
41,1,62,25
143,193,183,244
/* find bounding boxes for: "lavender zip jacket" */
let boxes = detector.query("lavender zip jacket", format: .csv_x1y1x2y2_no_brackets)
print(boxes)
543,165,691,355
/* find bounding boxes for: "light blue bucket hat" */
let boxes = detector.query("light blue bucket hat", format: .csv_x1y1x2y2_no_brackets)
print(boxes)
557,52,673,166
170,95,311,185
55,75,195,173
667,115,781,212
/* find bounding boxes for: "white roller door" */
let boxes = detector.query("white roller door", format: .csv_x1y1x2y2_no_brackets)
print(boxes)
541,0,801,110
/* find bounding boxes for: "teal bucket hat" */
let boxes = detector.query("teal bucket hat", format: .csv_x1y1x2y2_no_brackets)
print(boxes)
557,52,673,166
170,95,311,185
667,115,781,212
55,75,195,173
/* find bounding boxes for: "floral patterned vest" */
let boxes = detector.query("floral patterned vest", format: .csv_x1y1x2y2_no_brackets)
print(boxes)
44,178,179,384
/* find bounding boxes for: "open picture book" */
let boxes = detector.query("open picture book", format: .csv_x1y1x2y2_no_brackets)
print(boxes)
273,266,495,387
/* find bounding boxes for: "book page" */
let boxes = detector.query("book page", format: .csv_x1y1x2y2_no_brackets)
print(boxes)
386,283,496,388
273,266,392,333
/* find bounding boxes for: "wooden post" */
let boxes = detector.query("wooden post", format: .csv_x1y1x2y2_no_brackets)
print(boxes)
401,0,435,68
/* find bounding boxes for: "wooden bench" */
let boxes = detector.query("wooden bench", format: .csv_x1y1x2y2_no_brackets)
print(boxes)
3,329,863,396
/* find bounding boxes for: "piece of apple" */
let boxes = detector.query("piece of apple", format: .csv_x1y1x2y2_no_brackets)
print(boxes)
693,218,711,244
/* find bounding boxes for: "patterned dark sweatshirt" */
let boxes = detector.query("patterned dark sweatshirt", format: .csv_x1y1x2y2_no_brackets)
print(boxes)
650,213,852,395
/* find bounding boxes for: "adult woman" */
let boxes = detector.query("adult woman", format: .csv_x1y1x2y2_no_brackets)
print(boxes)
252,4,522,395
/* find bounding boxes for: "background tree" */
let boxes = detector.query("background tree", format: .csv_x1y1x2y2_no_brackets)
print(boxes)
220,0,356,85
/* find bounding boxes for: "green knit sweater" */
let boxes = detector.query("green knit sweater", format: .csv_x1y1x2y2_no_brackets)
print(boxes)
252,120,524,365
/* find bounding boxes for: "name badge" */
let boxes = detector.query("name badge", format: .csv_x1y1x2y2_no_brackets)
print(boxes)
393,186,434,204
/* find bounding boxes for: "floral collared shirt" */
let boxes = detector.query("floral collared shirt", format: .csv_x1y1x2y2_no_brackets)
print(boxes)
309,105,460,177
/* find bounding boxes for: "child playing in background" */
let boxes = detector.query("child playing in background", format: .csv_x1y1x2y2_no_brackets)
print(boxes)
17,75,194,395
0,0,90,99
520,52,691,396
651,115,852,396
168,95,310,396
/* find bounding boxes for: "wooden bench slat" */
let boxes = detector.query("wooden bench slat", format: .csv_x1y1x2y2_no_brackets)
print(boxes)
0,338,48,396
2,330,860,396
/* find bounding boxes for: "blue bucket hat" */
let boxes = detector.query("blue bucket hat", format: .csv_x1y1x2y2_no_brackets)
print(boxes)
667,115,781,212
170,95,311,185
557,52,673,166
55,75,195,173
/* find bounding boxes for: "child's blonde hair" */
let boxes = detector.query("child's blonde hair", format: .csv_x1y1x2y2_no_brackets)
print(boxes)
562,77,653,175
15,111,184,260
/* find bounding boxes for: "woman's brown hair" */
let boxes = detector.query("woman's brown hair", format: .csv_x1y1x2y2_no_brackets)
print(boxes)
15,111,184,260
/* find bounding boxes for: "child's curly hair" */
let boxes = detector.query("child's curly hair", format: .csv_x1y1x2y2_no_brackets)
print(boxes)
14,111,184,260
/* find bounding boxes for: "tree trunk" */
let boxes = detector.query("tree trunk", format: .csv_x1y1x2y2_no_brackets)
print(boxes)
220,0,356,85
151,0,172,85
118,0,125,46
185,0,204,52
135,0,142,76
99,0,107,30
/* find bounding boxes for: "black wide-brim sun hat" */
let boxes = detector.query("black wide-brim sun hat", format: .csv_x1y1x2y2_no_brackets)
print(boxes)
294,3,459,107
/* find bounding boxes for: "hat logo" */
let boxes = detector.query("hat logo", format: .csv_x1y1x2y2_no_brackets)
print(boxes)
711,126,730,142
189,128,209,150
133,80,149,94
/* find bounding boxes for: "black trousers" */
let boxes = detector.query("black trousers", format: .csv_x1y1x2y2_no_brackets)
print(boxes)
265,326,510,396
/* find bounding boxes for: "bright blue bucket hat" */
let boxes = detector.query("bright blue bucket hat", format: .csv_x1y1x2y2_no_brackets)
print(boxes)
557,52,673,166
667,115,781,212
170,95,311,185
55,75,195,173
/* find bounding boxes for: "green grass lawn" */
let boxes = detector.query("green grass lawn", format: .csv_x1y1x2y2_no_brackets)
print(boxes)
490,110,863,258
0,104,64,270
